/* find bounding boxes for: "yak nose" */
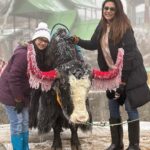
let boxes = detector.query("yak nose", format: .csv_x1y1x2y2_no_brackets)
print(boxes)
70,112,89,124
76,115,89,123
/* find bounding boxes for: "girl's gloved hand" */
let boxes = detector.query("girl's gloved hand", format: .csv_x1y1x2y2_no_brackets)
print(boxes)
14,100,24,114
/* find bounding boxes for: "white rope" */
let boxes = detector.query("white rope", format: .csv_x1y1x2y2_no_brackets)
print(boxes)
85,118,141,127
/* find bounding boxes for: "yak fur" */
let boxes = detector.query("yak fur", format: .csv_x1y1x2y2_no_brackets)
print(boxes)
29,28,92,150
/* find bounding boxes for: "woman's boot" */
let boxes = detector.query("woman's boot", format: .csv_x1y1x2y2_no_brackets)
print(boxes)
126,120,141,150
106,117,124,150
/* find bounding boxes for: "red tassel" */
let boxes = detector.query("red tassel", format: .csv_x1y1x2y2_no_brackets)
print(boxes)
92,68,119,79
41,70,57,79
91,48,124,90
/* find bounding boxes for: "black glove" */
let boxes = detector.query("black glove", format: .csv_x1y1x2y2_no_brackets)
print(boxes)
115,84,126,105
14,101,24,114
106,90,115,99
116,92,126,105
116,84,126,95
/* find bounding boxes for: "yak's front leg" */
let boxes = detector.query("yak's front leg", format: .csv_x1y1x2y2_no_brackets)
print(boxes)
70,125,82,150
51,118,62,150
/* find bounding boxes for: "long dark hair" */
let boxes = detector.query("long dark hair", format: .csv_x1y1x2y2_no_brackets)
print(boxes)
101,0,132,44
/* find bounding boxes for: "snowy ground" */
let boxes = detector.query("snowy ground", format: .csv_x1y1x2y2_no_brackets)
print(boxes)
0,122,150,150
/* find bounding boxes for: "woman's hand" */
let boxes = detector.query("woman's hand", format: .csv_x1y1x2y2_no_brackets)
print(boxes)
106,90,115,99
66,35,79,44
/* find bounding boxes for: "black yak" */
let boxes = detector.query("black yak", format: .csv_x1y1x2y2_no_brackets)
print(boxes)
29,26,92,150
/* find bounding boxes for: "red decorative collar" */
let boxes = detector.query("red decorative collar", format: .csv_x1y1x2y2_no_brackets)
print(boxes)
27,43,57,91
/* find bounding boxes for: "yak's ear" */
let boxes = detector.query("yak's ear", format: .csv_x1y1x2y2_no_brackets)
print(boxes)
84,63,91,74
68,70,73,77
58,71,67,80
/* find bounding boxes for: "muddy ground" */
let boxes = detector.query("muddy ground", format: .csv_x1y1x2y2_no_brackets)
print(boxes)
0,122,150,150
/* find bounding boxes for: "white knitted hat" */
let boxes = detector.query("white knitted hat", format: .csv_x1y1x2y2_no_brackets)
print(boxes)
32,22,50,42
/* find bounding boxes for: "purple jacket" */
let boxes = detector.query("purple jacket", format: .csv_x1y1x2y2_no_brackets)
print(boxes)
0,45,30,106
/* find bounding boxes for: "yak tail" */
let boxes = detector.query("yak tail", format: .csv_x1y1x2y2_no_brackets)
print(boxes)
37,90,59,134
29,89,41,129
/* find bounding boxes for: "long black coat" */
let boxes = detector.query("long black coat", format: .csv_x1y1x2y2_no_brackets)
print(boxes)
77,22,149,108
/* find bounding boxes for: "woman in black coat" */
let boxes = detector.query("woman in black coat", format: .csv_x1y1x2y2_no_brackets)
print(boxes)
71,0,150,150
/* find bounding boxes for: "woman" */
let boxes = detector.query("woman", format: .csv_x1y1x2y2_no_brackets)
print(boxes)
71,0,150,150
0,22,58,150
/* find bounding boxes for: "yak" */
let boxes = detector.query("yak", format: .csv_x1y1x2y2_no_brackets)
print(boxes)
29,26,92,150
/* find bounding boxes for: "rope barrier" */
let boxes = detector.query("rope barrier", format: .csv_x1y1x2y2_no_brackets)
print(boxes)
85,118,141,127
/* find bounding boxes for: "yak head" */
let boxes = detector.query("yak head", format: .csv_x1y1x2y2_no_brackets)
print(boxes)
54,64,92,124
69,73,91,123
45,27,92,124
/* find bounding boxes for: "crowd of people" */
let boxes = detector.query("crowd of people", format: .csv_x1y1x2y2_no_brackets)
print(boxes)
0,0,150,150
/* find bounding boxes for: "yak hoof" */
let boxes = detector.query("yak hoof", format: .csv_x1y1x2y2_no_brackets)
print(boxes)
51,147,62,150
71,145,82,150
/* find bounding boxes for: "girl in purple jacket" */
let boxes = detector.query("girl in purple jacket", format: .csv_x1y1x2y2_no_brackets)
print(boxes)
0,22,59,150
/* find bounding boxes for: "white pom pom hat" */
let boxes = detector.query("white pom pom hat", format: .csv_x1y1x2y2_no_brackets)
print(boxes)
32,22,50,42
